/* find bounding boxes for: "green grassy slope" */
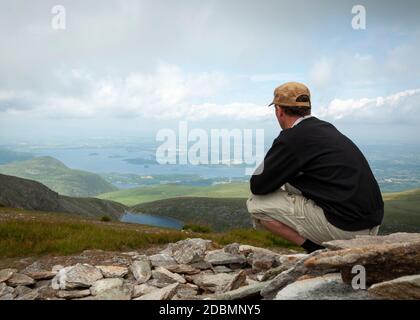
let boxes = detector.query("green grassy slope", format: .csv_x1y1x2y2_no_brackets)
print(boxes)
98,182,250,206
0,173,127,220
132,197,250,232
381,189,420,233
130,189,420,234
0,156,118,197
0,207,297,258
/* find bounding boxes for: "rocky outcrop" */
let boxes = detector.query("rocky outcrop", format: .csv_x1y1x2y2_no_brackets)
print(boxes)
1,233,419,300
305,232,420,285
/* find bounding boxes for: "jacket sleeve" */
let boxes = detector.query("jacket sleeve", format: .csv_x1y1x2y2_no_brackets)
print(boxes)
250,135,301,195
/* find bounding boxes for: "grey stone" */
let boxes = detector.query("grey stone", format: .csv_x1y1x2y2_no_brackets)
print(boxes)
323,232,420,250
134,283,179,300
212,266,233,273
224,243,240,255
208,281,269,300
165,238,213,264
275,273,375,300
173,283,199,300
165,264,200,275
58,289,91,299
149,254,177,267
52,264,103,290
132,283,159,298
261,250,334,299
0,283,15,297
15,289,39,300
152,267,186,284
205,250,247,266
97,266,128,278
0,269,16,283
6,273,35,287
305,239,420,285
90,278,124,296
130,259,152,284
189,273,237,293
368,274,420,300
222,270,247,293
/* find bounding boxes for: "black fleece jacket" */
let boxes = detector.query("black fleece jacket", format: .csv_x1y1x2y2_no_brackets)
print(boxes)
250,117,384,231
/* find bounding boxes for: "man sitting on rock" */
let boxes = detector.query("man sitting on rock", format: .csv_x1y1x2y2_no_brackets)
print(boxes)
247,82,384,253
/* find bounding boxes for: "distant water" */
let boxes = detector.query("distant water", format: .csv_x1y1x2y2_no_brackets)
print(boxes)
120,212,183,230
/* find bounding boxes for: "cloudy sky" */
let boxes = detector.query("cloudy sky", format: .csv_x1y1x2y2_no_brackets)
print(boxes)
0,0,419,145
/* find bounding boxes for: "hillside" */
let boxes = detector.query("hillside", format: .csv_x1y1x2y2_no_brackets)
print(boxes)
0,174,126,220
131,197,251,232
0,156,118,197
381,189,420,233
130,189,420,234
0,206,295,259
98,182,250,206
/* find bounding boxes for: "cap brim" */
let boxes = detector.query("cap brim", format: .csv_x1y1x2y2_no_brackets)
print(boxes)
268,102,275,107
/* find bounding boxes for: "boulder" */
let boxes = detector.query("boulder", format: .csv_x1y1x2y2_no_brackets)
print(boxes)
323,233,420,250
275,273,375,300
208,281,269,300
368,274,420,300
261,254,308,281
132,283,158,298
189,273,238,293
165,264,200,275
0,283,15,297
90,278,124,296
130,259,152,284
52,264,103,290
172,283,199,300
134,283,179,300
304,239,420,285
58,289,91,299
24,271,56,281
97,266,128,278
204,250,247,266
165,238,213,264
222,270,247,293
148,254,177,267
224,243,240,255
6,273,35,287
261,250,334,299
238,245,280,257
212,266,233,273
248,251,279,271
0,269,15,283
152,267,186,284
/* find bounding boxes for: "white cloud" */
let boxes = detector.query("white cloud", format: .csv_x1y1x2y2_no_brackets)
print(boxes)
316,88,420,124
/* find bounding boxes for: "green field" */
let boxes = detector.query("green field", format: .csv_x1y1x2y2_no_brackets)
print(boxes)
98,182,250,206
0,156,118,197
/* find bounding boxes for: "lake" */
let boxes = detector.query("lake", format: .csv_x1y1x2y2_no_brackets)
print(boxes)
120,212,184,230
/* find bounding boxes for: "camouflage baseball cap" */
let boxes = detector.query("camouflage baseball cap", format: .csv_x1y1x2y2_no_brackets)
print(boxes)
268,82,311,108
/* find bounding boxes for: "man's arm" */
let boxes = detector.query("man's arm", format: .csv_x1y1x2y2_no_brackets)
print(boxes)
250,136,300,195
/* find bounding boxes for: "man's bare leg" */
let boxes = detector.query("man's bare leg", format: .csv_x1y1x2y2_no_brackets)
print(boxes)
259,219,305,246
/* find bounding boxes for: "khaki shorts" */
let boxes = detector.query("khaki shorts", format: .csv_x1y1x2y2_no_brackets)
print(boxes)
246,183,380,245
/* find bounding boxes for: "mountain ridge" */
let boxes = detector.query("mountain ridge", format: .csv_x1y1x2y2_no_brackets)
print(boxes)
0,156,118,197
0,173,126,220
